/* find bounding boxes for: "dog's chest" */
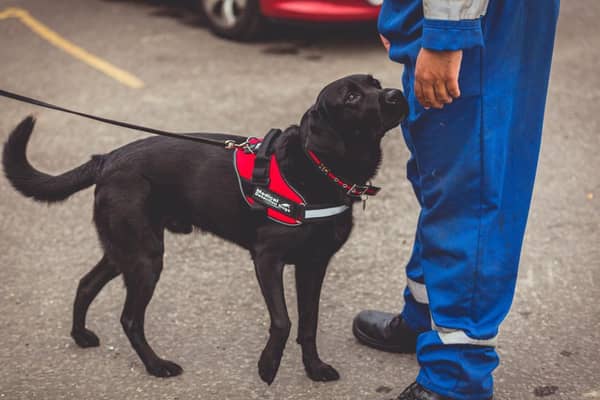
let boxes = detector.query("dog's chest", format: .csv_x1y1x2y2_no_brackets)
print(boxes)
283,215,354,263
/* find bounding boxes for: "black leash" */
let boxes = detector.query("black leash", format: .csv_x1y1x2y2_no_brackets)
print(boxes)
0,89,248,149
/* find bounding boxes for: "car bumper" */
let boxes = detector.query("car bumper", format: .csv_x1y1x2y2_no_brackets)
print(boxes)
260,0,381,22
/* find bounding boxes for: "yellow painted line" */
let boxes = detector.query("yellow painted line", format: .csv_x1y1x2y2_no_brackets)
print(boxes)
0,7,144,89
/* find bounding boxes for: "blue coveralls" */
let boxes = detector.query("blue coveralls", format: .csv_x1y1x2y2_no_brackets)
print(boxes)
378,1,560,398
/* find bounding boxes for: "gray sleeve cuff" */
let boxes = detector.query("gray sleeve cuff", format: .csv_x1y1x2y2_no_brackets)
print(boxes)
423,0,490,20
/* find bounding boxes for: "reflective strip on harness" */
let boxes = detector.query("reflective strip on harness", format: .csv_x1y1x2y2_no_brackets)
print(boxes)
407,278,429,304
432,320,498,347
305,205,349,219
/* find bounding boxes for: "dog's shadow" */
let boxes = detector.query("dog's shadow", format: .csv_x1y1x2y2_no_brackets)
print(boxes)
101,0,382,56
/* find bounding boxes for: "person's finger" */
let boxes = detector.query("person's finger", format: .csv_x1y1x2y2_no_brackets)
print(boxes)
434,80,452,104
379,34,391,53
422,80,443,109
446,77,461,98
414,80,429,109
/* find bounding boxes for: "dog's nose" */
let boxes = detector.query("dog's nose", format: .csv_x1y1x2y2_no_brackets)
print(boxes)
384,89,404,104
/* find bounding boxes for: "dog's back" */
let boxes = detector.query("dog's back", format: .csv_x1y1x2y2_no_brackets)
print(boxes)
3,116,254,244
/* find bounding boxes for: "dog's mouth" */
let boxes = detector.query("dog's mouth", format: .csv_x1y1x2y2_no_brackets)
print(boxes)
392,107,408,125
381,108,408,132
380,89,409,131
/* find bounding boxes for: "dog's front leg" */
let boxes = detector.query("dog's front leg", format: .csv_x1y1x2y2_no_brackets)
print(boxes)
295,256,340,382
253,253,290,385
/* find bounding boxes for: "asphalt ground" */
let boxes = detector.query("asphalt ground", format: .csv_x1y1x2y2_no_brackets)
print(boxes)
0,1,598,399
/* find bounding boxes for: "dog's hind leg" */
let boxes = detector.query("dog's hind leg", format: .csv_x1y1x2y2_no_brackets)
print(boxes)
71,255,120,347
120,249,182,378
253,252,290,385
295,256,340,382
94,178,181,377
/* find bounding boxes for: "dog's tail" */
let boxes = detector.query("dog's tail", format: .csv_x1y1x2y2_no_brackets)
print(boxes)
2,116,104,203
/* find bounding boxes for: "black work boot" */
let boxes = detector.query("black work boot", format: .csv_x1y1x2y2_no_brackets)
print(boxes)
352,310,418,353
396,382,451,400
396,382,493,400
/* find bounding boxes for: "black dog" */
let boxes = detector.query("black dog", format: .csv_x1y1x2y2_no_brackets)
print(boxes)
2,74,407,383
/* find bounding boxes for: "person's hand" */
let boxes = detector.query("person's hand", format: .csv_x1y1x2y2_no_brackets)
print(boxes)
379,34,391,53
415,48,462,109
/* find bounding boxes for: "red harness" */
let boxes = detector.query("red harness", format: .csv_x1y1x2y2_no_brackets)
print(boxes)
233,131,380,226
234,137,308,225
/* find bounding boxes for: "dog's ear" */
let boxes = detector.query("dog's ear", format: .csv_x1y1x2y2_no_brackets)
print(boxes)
302,105,345,158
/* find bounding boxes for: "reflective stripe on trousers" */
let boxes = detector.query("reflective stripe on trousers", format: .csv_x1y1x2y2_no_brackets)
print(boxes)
407,278,498,347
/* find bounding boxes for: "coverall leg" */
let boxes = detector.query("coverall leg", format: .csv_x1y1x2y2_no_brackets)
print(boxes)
384,1,560,398
400,134,431,334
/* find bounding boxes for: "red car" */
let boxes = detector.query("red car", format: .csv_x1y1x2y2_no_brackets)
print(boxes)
199,0,382,40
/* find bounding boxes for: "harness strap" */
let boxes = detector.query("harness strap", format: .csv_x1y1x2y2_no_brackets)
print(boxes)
239,174,349,223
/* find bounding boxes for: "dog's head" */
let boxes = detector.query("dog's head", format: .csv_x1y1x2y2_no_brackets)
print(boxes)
301,74,408,160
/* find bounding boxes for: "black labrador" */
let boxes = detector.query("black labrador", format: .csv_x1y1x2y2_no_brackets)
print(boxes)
2,74,408,383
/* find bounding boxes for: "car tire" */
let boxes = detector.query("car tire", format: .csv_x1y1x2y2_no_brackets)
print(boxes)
199,0,263,41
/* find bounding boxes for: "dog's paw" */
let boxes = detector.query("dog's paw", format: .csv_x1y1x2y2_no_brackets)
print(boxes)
304,359,340,382
258,350,282,385
71,328,100,348
146,359,183,378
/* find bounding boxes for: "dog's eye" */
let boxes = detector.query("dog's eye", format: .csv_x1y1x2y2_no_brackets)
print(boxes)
345,92,361,104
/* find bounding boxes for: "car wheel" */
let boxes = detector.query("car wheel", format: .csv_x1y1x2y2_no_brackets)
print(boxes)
200,0,263,41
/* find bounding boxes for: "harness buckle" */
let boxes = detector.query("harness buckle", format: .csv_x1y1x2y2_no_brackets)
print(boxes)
347,184,370,197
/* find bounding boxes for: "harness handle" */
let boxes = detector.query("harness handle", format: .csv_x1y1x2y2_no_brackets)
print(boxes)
251,128,282,186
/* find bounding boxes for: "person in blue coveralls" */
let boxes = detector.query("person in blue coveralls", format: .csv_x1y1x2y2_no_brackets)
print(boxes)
352,1,560,399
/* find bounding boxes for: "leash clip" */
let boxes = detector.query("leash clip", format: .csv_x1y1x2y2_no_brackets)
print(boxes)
224,139,250,150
